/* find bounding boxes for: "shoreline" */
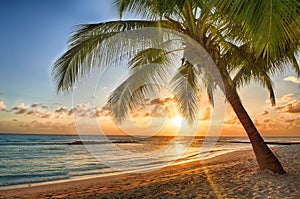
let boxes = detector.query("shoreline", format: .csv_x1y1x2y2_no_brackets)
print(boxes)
0,148,238,191
1,145,299,198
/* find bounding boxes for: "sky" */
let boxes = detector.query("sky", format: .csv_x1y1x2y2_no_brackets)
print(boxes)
0,0,299,137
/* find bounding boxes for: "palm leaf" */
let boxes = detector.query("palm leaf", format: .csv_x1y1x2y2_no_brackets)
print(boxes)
115,0,186,19
52,20,170,92
108,63,171,124
170,60,200,124
208,0,300,60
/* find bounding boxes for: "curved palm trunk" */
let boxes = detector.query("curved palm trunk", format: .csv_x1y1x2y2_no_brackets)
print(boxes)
221,73,286,174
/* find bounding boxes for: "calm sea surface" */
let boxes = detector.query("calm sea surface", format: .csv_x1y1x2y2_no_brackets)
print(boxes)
0,134,299,187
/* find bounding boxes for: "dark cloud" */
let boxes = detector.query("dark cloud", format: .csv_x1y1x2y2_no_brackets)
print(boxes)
149,97,174,106
55,107,68,113
31,103,39,108
12,103,28,114
143,113,150,117
276,100,300,114
15,109,27,114
26,108,45,116
285,118,296,123
41,105,48,109
263,119,271,123
286,102,300,113
150,98,164,105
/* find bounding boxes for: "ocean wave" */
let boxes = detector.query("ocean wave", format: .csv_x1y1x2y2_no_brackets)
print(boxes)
0,140,140,146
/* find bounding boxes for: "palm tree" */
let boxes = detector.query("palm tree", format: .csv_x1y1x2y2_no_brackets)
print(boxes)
52,0,300,174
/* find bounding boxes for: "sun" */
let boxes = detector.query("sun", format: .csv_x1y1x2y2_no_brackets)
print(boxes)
172,116,183,127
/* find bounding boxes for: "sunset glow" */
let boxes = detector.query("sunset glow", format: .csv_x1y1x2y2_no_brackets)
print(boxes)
0,1,299,138
172,116,183,127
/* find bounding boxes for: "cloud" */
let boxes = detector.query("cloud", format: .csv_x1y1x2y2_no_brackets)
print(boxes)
15,109,27,114
95,104,111,118
149,97,173,105
66,103,112,118
98,97,178,120
224,113,240,125
26,108,45,116
12,103,29,114
201,108,211,120
12,103,57,118
266,94,295,105
254,115,300,133
68,103,95,117
284,76,300,84
0,101,6,110
263,119,272,123
149,105,166,117
278,94,295,103
55,107,68,114
142,97,178,118
40,112,54,119
273,94,300,114
262,111,269,115
31,103,39,108
41,105,48,109
276,100,300,113
29,120,73,131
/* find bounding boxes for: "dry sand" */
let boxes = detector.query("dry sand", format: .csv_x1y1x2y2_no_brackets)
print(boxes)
0,145,299,199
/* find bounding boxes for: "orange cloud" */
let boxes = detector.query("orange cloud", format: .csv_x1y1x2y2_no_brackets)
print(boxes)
224,112,240,125
0,101,6,110
201,108,211,120
275,94,300,113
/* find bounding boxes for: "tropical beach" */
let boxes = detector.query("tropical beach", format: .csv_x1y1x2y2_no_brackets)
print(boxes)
0,1,300,198
1,145,299,198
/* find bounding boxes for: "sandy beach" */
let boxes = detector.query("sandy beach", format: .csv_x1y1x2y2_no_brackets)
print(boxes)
1,145,299,199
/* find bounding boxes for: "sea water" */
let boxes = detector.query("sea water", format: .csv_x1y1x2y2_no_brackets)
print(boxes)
0,134,299,187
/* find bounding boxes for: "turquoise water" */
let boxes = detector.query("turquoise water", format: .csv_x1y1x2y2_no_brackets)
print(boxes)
0,134,299,187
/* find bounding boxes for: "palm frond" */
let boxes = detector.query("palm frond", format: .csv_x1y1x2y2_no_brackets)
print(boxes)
200,69,217,107
170,60,200,124
259,72,276,106
52,20,170,92
129,48,170,71
289,53,300,77
114,0,187,19
108,63,171,124
128,39,183,73
208,0,300,60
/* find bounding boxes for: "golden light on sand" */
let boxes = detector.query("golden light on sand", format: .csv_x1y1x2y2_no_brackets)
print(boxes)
172,116,182,127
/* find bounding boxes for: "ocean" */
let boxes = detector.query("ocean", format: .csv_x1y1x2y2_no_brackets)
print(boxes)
0,134,299,187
